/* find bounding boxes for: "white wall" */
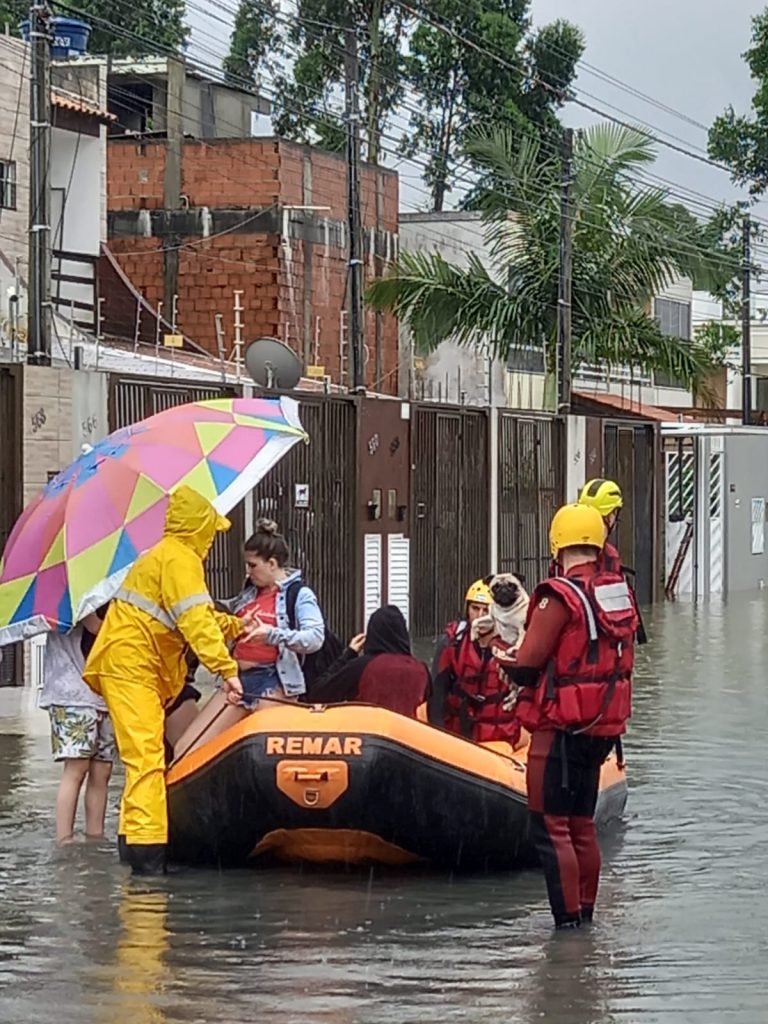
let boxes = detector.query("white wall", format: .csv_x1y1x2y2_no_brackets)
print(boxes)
50,128,101,255
71,370,109,458
50,127,102,327
398,212,508,407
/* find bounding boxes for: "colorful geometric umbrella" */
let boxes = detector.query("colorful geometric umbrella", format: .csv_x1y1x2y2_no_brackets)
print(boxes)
0,396,307,644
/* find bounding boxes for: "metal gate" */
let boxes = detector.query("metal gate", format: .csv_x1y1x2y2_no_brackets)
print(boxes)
109,375,244,600
603,422,657,605
410,406,490,638
249,397,358,640
0,366,22,684
498,413,564,587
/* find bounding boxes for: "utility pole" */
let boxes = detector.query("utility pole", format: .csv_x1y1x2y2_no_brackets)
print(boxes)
27,1,52,366
742,213,752,426
556,127,574,414
344,25,365,392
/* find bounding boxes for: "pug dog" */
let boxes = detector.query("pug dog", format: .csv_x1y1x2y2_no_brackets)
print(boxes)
474,573,530,710
483,573,530,647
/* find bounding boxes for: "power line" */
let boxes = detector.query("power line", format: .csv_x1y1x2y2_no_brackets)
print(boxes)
395,1,735,176
29,1,748,308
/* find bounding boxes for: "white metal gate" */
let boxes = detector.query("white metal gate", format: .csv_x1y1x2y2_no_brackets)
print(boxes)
664,435,724,599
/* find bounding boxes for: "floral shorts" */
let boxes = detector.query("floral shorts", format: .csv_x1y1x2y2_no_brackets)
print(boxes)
48,706,117,763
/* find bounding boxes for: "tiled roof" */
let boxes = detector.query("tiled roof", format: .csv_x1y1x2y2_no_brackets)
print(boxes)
51,91,117,123
573,389,682,422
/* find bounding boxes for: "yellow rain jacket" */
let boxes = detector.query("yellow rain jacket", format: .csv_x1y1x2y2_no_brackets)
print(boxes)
83,485,244,846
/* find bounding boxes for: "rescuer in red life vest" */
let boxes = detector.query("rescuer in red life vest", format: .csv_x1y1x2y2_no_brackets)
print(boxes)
429,579,519,746
578,478,623,573
578,478,647,645
498,503,638,930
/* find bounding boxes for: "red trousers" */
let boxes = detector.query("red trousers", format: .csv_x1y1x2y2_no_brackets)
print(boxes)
526,729,615,925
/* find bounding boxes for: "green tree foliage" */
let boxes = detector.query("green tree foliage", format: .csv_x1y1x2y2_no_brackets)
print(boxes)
0,0,187,56
271,0,408,163
709,9,768,194
223,0,282,85
368,123,739,400
404,2,583,210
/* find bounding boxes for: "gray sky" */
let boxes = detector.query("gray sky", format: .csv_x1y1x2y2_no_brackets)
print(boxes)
530,0,765,216
188,0,767,217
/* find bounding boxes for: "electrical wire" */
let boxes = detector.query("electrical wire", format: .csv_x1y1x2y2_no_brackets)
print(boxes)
0,0,745,380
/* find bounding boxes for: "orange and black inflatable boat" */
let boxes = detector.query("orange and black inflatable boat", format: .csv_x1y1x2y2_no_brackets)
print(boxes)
166,704,627,870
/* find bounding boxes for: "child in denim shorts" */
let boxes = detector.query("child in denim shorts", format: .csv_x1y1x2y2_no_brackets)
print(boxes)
39,611,116,843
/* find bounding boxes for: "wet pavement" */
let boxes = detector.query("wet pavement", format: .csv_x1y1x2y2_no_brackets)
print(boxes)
1,595,767,1023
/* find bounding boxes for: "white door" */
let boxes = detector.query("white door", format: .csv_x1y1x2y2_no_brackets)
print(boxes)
363,534,382,628
387,534,410,628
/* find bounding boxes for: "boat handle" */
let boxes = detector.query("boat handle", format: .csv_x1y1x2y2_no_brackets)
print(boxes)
292,769,333,782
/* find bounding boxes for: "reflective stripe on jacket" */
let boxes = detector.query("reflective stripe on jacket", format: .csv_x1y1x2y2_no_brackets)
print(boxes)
83,487,242,706
515,564,637,737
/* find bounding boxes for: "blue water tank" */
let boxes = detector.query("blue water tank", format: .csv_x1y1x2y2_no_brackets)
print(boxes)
20,16,91,58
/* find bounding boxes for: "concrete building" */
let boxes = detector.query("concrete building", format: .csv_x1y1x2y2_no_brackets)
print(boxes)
105,56,270,140
398,210,700,412
398,212,505,406
0,37,31,304
53,55,271,141
0,36,113,344
692,290,768,421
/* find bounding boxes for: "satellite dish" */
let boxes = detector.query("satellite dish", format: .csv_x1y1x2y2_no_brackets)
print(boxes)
244,337,303,391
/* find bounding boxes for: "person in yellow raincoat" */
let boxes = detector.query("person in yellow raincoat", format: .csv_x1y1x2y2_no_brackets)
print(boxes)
83,485,246,875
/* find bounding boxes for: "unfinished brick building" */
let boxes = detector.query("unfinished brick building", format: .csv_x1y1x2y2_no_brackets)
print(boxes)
105,137,400,392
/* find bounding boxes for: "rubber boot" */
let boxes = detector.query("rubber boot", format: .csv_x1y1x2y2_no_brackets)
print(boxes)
580,905,594,924
117,834,129,865
554,913,581,930
125,843,167,876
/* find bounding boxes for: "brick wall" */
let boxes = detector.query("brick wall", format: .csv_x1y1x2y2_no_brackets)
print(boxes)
106,137,400,393
108,140,167,210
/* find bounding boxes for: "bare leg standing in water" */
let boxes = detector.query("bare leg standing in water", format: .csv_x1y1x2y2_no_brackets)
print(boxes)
55,760,91,842
50,707,117,843
173,690,248,759
83,759,113,838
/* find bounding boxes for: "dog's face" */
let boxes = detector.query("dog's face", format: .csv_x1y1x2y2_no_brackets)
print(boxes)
488,573,526,609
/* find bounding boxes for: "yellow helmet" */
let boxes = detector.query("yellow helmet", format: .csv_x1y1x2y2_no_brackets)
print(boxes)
578,478,623,518
464,579,492,605
550,503,606,559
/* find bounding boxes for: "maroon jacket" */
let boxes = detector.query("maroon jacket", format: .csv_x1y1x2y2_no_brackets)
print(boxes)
310,605,430,719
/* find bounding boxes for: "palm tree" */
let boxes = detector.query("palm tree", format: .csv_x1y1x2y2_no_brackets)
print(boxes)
367,123,739,401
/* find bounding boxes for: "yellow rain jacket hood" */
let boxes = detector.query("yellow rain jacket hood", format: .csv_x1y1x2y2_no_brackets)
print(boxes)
84,485,241,704
163,485,231,559
83,486,244,846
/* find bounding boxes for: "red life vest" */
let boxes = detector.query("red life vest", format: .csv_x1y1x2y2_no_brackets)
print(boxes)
599,540,622,574
515,564,638,737
441,622,517,743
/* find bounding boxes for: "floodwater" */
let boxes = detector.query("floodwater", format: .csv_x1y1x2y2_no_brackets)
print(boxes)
1,595,767,1023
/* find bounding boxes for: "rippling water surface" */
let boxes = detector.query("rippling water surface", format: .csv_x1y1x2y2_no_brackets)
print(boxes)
1,595,767,1023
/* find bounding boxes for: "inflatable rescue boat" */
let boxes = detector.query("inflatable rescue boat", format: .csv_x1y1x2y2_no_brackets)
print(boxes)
166,704,627,870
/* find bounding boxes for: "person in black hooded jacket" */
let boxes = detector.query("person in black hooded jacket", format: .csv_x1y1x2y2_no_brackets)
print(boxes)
310,605,430,719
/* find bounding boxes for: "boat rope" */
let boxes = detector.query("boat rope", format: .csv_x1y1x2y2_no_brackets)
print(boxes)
167,692,314,770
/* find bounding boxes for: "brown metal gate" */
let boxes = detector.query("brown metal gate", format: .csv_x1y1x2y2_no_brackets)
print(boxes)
603,421,658,605
0,365,22,685
498,413,564,587
108,375,244,600
410,406,490,638
249,397,358,640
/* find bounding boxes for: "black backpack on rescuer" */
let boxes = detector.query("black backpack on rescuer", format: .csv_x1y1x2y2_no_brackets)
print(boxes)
285,579,344,693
